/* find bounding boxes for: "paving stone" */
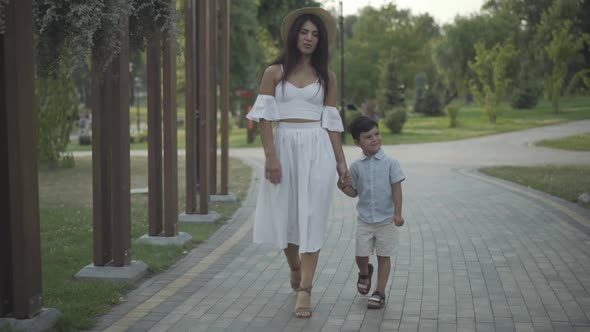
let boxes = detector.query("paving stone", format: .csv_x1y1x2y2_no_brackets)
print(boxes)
89,134,590,331
417,319,437,332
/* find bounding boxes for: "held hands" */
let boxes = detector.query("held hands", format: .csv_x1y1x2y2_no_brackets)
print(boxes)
392,215,404,227
336,164,355,197
337,176,351,191
337,162,351,187
265,156,282,184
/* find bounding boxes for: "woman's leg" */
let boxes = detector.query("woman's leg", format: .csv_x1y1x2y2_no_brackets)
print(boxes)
295,250,319,317
284,243,301,290
283,243,301,269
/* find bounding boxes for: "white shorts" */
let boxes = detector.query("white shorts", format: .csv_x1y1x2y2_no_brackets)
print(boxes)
355,218,399,257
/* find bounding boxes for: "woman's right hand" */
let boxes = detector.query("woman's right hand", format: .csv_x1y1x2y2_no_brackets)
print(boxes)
265,156,282,184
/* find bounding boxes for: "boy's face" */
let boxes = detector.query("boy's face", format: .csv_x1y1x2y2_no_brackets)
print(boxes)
354,126,381,156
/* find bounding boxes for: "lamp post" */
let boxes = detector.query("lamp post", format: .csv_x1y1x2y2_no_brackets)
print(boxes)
339,0,345,143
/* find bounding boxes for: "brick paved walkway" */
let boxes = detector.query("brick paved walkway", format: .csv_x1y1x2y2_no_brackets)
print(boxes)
92,121,590,332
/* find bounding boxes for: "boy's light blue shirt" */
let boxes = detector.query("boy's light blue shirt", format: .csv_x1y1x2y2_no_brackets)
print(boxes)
350,148,406,224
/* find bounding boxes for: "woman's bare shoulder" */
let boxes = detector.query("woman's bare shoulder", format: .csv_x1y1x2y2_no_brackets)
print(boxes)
264,64,282,80
328,69,337,81
259,64,282,94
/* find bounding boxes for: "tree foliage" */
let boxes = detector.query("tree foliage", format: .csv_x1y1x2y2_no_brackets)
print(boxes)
36,66,78,167
469,39,517,123
33,0,130,77
343,4,439,106
433,12,518,99
377,58,405,112
566,69,590,95
229,0,264,111
544,21,590,113
533,0,580,67
32,0,178,77
129,0,176,49
483,0,554,28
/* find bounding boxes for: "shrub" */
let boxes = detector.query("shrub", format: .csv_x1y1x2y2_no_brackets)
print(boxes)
511,86,540,109
414,90,443,116
131,131,148,143
78,135,92,145
59,153,76,169
445,105,460,128
384,107,407,134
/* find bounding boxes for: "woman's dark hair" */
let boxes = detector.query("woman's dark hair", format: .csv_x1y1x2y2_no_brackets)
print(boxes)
270,13,330,104
349,116,379,141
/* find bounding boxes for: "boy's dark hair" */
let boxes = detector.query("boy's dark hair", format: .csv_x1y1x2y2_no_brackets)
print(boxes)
349,116,378,141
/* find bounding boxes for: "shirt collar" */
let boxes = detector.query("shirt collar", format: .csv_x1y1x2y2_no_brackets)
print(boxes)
361,148,385,160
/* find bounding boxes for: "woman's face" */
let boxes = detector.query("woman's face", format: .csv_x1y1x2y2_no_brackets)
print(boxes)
297,20,319,55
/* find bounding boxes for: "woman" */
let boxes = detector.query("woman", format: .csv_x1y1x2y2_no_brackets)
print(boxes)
246,7,350,318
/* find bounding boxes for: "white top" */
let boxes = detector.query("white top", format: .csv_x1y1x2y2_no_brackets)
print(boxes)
246,76,344,132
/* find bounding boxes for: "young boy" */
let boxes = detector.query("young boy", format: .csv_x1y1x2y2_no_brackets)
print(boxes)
338,116,405,309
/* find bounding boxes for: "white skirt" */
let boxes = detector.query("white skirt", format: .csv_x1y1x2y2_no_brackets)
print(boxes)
253,122,337,253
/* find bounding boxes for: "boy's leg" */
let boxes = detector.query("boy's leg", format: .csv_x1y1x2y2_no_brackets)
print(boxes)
356,256,371,294
356,221,375,294
368,223,398,308
374,255,391,292
356,256,370,276
373,222,398,292
367,255,390,309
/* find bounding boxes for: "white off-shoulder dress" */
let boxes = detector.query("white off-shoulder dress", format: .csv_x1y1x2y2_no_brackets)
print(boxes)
246,77,343,253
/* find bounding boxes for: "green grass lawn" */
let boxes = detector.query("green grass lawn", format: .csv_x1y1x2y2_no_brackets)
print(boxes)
38,156,251,330
67,96,590,150
480,165,590,209
535,133,590,151
377,96,590,145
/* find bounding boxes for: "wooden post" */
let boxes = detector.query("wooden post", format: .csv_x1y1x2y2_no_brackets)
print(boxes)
220,0,230,194
91,63,113,266
163,0,179,236
147,29,163,236
110,21,132,266
184,0,198,214
197,0,210,214
208,0,218,194
0,0,43,318
92,19,131,267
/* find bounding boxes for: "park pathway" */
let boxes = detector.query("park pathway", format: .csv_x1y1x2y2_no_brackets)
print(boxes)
91,120,590,332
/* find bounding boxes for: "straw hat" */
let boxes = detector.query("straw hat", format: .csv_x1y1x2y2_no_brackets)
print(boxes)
281,7,337,45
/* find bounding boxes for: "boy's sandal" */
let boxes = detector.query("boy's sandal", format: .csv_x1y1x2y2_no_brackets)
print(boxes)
357,263,373,295
290,266,301,292
294,287,313,318
367,290,386,309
